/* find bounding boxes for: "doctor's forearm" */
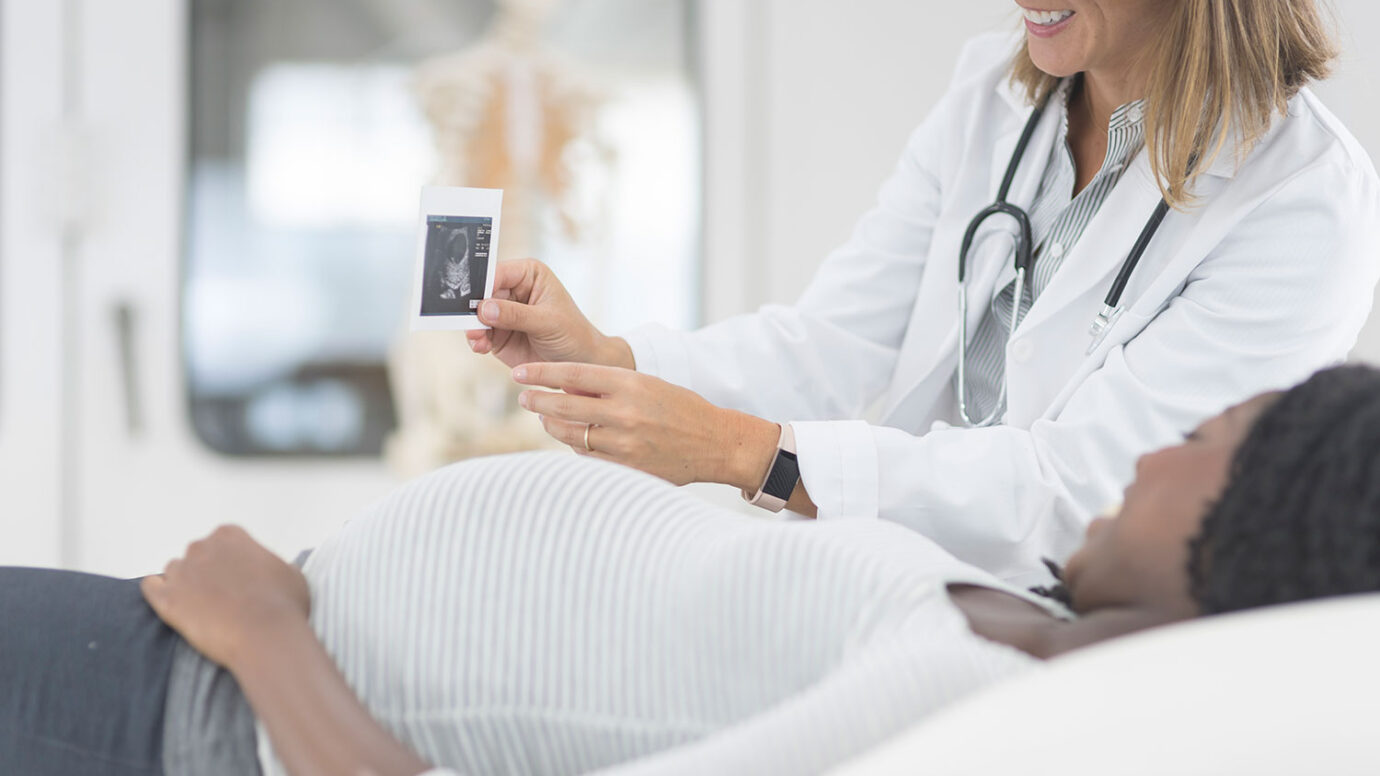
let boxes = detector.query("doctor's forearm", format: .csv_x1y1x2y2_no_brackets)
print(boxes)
596,335,636,370
784,481,818,517
724,413,818,518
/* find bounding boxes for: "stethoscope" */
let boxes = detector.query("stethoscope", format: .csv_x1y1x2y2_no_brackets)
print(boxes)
955,89,1172,428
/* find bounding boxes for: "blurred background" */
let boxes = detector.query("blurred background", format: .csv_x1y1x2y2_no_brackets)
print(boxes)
2,0,1377,576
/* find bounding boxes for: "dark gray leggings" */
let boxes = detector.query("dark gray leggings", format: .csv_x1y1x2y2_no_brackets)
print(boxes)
0,568,176,775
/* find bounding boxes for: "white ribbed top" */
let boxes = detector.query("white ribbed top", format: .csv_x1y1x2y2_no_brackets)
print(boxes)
258,453,1054,775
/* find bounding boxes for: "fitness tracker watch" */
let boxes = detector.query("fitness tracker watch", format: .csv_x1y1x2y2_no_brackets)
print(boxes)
742,424,800,513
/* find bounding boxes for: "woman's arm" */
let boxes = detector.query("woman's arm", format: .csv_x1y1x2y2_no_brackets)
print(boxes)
141,526,438,776
597,633,1035,775
230,617,433,776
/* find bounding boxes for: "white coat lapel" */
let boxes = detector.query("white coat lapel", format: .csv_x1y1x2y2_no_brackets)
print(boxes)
1015,150,1164,337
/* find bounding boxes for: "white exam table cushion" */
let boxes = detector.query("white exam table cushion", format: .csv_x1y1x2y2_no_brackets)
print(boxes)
831,593,1380,776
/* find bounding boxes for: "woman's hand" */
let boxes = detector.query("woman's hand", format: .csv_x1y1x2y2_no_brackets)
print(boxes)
513,362,781,489
141,525,310,672
466,259,635,370
145,529,434,776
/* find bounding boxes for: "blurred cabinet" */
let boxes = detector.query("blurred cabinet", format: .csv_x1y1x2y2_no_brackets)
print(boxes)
7,0,974,571
7,0,705,576
73,0,401,575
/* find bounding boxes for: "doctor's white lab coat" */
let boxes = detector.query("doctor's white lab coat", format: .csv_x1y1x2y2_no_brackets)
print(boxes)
624,33,1380,586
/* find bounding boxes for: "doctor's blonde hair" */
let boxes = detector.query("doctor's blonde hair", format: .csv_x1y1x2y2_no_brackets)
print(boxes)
1010,0,1336,209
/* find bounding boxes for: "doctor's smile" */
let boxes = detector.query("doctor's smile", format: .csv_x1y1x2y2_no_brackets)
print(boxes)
1020,7,1076,37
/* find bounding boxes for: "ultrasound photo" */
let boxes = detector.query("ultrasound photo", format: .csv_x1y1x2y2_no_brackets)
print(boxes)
419,216,492,317
410,186,502,331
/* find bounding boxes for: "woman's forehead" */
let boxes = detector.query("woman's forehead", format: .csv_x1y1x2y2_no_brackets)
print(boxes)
1216,391,1283,438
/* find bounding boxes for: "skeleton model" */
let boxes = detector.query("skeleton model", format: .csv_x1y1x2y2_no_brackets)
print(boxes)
385,0,611,477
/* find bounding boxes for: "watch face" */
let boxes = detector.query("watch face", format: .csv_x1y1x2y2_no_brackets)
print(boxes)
763,450,800,501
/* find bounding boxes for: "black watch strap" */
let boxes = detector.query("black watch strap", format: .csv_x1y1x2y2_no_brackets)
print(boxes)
743,425,799,512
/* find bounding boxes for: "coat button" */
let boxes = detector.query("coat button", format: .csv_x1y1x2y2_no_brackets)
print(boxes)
1011,339,1035,364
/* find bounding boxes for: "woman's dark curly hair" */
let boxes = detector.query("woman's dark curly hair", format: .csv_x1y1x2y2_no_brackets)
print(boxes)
1188,365,1380,615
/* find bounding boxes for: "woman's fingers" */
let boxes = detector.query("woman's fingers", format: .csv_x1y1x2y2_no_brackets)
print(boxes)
521,390,616,426
140,574,168,609
513,362,627,395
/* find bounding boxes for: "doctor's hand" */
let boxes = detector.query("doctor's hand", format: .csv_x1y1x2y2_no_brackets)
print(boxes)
141,525,311,672
513,362,780,489
467,259,635,370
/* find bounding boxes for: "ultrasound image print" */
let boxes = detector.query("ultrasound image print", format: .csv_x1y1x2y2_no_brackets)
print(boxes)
440,228,471,299
420,216,492,316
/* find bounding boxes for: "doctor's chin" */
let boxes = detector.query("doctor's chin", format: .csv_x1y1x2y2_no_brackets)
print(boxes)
2,0,1380,774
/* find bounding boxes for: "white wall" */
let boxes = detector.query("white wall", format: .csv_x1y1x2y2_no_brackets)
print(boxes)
1313,0,1380,360
0,0,66,565
754,2,1007,306
721,0,1380,360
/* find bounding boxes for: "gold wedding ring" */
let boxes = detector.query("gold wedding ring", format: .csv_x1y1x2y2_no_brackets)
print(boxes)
583,423,594,453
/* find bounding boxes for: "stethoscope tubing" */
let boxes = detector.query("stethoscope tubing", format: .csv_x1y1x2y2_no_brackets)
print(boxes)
955,83,1170,427
1106,198,1170,311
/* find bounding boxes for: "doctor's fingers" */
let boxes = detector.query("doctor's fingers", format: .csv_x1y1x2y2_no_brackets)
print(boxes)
465,329,490,352
513,361,631,395
521,390,621,427
466,328,511,356
538,415,627,460
490,259,544,301
477,296,557,335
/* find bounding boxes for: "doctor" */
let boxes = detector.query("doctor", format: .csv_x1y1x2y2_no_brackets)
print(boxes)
467,0,1380,585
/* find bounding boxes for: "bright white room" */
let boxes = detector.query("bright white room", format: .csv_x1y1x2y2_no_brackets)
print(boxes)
1,0,1379,774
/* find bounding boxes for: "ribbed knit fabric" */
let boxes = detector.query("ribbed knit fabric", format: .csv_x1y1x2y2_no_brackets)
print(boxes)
961,76,1147,422
250,452,1052,775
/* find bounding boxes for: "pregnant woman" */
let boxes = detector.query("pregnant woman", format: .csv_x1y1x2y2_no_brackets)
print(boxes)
4,366,1380,775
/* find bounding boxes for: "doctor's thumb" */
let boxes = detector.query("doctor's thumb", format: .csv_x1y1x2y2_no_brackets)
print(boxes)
480,298,542,333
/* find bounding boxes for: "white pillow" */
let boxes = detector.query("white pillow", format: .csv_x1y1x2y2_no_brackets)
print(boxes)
831,593,1380,776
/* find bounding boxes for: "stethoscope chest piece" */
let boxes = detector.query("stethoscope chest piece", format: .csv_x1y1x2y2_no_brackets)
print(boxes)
1086,304,1124,354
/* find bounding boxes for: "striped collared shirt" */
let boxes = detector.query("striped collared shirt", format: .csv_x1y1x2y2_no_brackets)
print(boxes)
960,78,1147,422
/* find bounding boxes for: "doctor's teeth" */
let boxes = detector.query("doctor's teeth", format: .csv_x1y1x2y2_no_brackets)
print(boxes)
1023,9,1074,26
